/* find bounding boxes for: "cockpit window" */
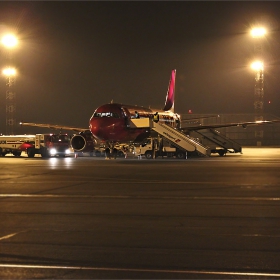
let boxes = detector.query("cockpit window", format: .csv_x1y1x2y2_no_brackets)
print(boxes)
93,112,120,118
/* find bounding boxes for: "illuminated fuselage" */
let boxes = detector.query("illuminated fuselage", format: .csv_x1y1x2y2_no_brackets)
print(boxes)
89,103,179,143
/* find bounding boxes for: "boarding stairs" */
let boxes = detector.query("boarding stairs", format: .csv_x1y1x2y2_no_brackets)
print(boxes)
151,122,211,156
129,118,210,156
195,128,242,154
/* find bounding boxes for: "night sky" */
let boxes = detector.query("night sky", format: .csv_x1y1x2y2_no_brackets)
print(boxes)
1,1,280,134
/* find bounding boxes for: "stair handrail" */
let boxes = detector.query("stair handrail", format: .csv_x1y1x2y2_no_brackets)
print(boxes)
157,122,208,149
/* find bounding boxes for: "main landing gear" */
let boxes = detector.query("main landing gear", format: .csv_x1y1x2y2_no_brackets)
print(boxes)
104,142,127,159
105,147,118,159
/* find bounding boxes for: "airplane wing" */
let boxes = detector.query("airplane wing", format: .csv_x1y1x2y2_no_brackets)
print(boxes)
181,115,220,122
181,120,280,132
19,122,88,133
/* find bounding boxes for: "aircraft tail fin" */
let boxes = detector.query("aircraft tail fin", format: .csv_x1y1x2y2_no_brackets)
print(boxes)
163,69,176,112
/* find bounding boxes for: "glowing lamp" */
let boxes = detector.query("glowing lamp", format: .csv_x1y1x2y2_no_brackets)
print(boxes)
251,61,263,71
1,34,18,48
250,27,266,38
2,67,16,76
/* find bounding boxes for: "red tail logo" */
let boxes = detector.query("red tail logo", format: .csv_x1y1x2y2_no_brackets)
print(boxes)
163,69,176,112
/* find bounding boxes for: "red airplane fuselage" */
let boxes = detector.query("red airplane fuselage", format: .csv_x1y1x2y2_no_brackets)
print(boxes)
89,103,178,143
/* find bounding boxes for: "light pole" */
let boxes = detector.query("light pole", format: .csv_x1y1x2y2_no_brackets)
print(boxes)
251,60,264,123
2,67,17,135
1,34,18,135
250,27,266,143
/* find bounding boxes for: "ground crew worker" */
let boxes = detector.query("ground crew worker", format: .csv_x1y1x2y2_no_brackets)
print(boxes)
153,112,159,123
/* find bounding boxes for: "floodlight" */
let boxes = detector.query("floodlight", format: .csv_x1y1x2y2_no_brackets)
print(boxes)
250,27,266,38
1,34,18,48
251,61,263,71
2,67,16,76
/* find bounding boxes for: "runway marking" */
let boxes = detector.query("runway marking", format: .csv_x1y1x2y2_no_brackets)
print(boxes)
0,231,24,241
0,263,279,277
1,180,280,186
0,194,279,201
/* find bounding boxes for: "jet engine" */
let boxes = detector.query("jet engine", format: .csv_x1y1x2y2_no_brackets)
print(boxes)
70,131,96,152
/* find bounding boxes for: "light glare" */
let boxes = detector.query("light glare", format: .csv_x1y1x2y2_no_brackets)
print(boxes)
1,34,18,48
50,148,57,155
251,27,266,38
2,67,16,76
251,61,263,71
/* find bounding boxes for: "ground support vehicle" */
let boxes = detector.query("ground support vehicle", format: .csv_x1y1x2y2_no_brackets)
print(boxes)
27,134,71,158
0,134,71,158
0,135,35,157
134,137,187,159
130,118,210,158
190,128,242,156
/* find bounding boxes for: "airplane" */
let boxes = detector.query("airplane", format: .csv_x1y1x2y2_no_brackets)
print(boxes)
20,69,280,157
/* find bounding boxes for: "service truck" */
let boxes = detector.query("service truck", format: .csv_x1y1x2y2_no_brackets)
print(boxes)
135,137,186,159
0,134,71,158
0,135,35,157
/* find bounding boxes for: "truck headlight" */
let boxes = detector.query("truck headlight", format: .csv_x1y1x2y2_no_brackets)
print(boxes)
65,149,71,154
50,148,57,155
